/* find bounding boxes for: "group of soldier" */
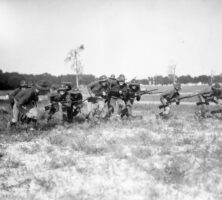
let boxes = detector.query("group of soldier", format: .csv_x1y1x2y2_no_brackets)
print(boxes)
7,74,222,129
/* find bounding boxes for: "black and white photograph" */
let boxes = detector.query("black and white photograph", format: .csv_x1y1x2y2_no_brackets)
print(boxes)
1,0,222,199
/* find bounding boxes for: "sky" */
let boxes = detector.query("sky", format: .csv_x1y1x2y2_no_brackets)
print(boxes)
0,0,222,79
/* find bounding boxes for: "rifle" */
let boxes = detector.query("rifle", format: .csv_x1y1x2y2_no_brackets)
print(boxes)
211,109,222,114
159,94,199,109
137,89,159,96
196,93,218,106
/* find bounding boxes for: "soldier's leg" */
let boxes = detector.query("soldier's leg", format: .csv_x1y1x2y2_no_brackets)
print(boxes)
126,100,133,117
61,105,68,122
11,101,19,124
86,101,99,119
117,99,127,118
47,103,59,121
107,98,116,117
160,97,167,107
66,106,73,122
163,106,170,115
117,99,125,115
159,97,170,116
198,95,208,117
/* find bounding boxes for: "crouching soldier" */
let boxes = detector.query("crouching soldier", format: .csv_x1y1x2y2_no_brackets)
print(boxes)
57,83,73,123
45,85,61,122
125,79,141,118
8,81,50,129
65,88,83,122
196,83,222,118
108,74,129,118
159,83,181,118
9,80,28,108
87,75,109,119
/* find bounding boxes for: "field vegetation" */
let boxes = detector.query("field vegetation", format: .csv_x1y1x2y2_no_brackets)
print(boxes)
1,98,222,200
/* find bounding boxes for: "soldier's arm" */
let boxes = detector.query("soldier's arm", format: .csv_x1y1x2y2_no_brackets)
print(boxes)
10,88,20,98
87,81,96,96
64,94,72,107
17,92,31,108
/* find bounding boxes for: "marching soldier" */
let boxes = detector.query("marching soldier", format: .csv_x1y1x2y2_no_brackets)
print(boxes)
9,80,28,108
8,81,50,128
87,75,110,119
159,83,181,117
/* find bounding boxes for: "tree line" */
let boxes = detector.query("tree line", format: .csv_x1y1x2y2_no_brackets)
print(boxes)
143,74,222,85
0,70,95,90
0,69,222,90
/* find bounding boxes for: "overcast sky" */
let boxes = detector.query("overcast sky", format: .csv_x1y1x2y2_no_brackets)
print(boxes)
0,0,222,79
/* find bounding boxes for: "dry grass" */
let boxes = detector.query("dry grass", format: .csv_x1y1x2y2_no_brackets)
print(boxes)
1,101,222,200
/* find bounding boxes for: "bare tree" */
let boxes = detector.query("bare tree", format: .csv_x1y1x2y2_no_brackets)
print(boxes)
168,60,177,83
65,45,84,88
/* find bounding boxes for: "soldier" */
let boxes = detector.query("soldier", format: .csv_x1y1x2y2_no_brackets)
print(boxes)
66,88,83,121
45,85,61,122
108,74,117,87
9,80,28,108
107,74,129,118
8,81,50,128
159,83,181,117
87,75,110,119
196,83,222,118
28,81,34,88
57,83,72,123
125,79,141,117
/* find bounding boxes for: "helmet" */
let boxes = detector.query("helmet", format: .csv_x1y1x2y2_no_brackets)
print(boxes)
99,75,108,82
130,79,139,85
28,81,34,88
61,82,72,91
212,83,221,91
110,74,115,79
174,82,181,90
51,84,59,90
117,74,126,82
58,84,67,92
70,88,81,94
20,80,28,87
35,80,50,91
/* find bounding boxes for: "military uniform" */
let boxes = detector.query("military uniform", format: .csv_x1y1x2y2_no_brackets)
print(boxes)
159,83,181,116
9,80,28,108
108,74,118,88
125,79,141,117
87,75,109,119
108,74,129,118
197,83,222,118
9,81,50,127
46,86,61,121
57,84,72,122
64,89,83,122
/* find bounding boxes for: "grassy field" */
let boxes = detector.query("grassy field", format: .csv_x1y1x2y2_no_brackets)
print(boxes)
1,99,222,200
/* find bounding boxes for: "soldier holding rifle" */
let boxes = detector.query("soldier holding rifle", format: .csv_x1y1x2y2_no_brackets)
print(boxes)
8,81,50,129
9,80,29,108
159,83,181,118
87,75,110,119
107,74,129,118
196,83,222,118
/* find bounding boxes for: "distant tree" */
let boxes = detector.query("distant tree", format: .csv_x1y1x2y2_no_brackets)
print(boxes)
65,45,84,88
168,61,177,83
178,75,193,84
